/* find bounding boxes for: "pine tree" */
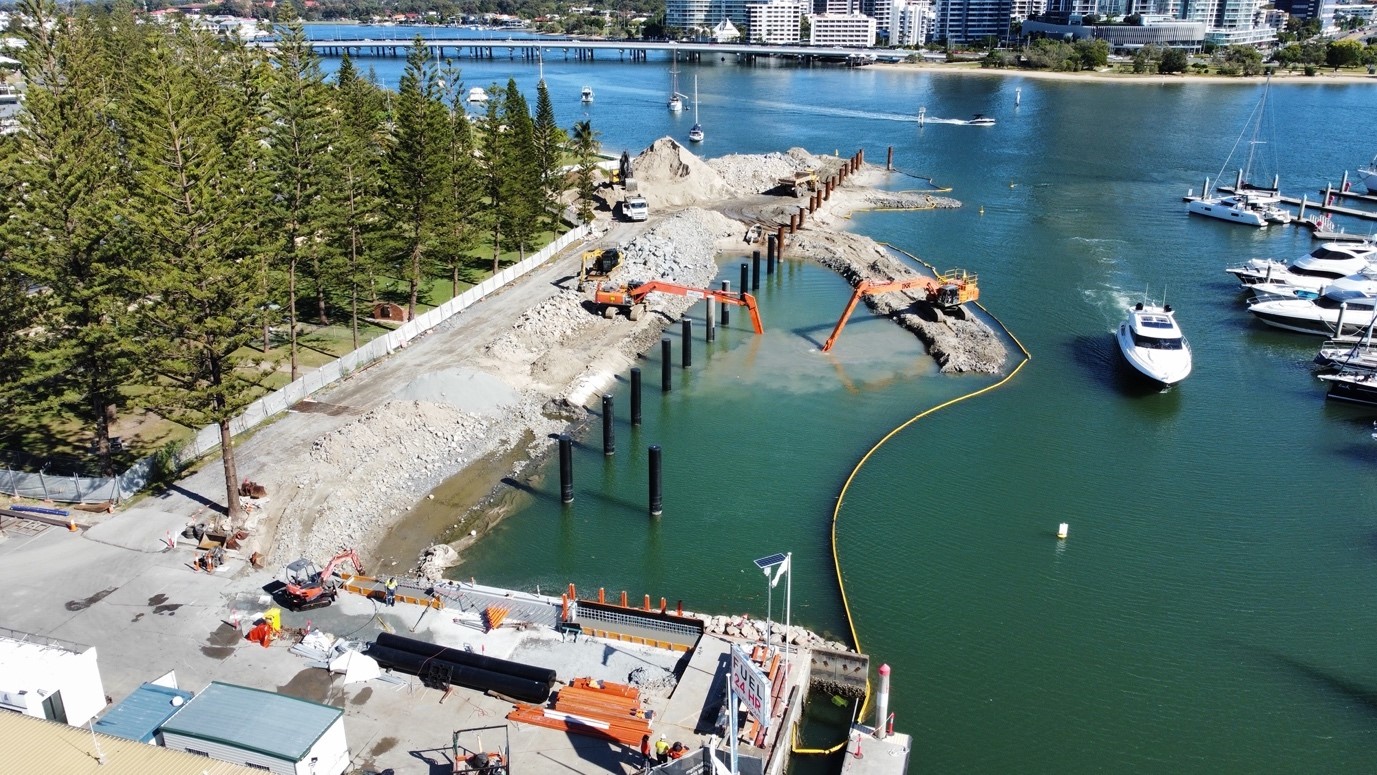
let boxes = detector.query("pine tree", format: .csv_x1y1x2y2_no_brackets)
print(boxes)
329,54,388,349
440,76,483,299
265,3,336,380
384,38,451,321
123,21,272,526
2,0,140,475
572,120,601,226
533,79,565,236
498,79,540,261
480,87,506,274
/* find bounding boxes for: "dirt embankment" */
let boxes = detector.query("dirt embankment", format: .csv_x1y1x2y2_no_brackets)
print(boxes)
265,139,1006,576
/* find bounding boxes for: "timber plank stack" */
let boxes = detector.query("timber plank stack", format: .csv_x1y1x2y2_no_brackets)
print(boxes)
506,678,652,747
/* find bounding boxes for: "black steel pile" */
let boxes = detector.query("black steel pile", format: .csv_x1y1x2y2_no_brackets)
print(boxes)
364,632,555,704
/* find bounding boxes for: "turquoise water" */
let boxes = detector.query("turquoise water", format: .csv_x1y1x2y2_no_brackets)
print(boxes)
323,36,1377,771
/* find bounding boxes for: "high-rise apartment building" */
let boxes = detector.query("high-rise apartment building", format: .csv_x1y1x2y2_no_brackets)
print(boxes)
933,0,1014,42
889,0,933,43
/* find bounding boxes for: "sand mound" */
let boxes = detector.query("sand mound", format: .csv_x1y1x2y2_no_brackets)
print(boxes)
632,137,740,208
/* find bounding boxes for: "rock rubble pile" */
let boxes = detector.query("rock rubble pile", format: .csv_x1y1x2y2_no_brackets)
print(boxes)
700,614,851,653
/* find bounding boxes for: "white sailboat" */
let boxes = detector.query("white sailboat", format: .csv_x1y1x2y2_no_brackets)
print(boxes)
688,76,703,144
1186,77,1290,228
668,51,684,112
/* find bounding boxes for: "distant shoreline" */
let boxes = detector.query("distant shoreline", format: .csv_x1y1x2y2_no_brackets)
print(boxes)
873,61,1377,85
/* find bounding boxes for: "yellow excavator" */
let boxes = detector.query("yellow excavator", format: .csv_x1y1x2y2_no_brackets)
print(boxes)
577,248,624,291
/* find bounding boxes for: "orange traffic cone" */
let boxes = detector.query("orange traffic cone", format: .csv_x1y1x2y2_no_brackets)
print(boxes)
67,518,78,532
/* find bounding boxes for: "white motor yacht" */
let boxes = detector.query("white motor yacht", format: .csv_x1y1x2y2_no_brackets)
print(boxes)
967,114,996,126
580,86,594,103
1359,155,1377,194
1116,302,1192,385
1247,266,1377,302
466,87,489,104
1247,287,1377,336
1225,242,1377,288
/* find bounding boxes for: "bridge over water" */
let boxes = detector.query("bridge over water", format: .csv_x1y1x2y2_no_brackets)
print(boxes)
248,37,911,64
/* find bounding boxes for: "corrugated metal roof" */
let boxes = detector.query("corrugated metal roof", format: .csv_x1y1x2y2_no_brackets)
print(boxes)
159,681,344,762
0,711,261,774
93,682,194,743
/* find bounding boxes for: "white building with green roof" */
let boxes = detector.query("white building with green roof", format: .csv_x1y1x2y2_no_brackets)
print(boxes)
159,682,349,775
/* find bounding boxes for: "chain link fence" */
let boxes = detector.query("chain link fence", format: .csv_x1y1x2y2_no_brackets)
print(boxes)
1,227,589,504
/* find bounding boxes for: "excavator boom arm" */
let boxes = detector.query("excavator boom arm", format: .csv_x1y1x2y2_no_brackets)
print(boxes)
625,281,765,334
821,275,974,353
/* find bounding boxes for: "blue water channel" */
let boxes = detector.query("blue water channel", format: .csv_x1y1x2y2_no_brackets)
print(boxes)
318,31,1377,771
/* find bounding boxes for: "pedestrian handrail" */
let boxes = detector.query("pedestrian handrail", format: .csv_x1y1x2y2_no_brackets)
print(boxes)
1,226,589,504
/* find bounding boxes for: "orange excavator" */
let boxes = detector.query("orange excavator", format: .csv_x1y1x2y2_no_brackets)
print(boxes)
821,270,979,353
591,280,765,334
282,549,365,611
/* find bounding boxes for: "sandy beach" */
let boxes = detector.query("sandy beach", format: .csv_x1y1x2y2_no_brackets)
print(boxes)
874,60,1377,85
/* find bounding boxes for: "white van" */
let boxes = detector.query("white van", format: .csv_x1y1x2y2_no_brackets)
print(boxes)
624,196,649,222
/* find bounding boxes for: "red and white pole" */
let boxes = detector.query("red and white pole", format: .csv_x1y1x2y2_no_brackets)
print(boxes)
874,664,891,740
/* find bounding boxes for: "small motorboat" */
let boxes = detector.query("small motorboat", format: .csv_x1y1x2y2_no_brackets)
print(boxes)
1116,301,1192,386
580,86,594,103
966,114,996,126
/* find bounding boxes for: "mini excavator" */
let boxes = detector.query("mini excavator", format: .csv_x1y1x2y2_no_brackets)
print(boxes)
821,270,978,353
282,549,365,611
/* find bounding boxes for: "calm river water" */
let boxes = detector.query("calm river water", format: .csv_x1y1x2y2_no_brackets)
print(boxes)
320,30,1377,772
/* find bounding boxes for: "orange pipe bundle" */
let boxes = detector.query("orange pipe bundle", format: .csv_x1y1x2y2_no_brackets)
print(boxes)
483,605,509,632
570,677,640,699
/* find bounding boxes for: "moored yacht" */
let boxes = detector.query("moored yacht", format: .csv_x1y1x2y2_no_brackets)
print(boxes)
1188,190,1290,227
466,87,489,104
1247,266,1377,302
1116,301,1192,385
1225,241,1377,288
1247,287,1377,336
1359,154,1377,194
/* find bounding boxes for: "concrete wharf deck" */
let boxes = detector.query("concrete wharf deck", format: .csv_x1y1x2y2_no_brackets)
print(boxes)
839,724,912,775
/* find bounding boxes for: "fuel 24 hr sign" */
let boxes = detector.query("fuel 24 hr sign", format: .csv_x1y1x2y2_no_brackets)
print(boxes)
730,644,771,728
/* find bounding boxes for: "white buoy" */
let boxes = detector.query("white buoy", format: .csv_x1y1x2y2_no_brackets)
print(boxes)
1057,523,1068,539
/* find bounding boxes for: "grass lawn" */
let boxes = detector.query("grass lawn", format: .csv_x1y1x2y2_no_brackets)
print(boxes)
2,235,568,477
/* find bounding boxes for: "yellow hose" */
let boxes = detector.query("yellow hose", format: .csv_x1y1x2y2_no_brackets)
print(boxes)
792,249,1032,755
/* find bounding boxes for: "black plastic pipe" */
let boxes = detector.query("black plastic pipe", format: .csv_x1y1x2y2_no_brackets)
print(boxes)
363,642,550,704
376,632,557,685
649,445,663,517
720,281,731,326
740,264,749,301
559,434,573,504
767,235,776,275
751,250,761,290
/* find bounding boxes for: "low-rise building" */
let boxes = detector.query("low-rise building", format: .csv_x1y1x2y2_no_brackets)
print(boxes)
0,627,107,727
0,713,260,775
748,0,806,42
159,682,349,775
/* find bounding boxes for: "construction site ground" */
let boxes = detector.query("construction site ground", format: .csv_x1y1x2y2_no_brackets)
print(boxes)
0,518,803,774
